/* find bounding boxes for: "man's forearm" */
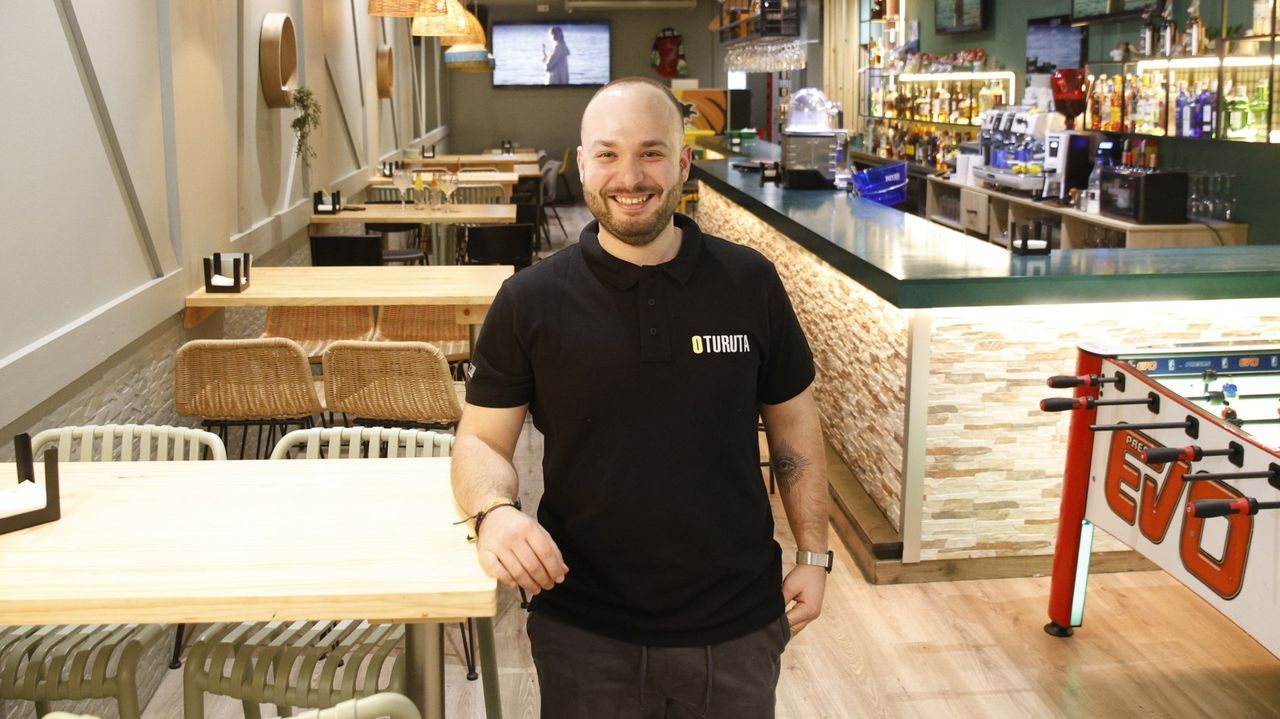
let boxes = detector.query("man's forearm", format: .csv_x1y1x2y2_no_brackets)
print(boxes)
451,433,521,515
772,437,829,552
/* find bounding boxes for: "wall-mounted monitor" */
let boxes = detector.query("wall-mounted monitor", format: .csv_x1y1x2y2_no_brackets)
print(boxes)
935,0,988,34
491,22,611,88
1027,15,1087,74
1071,0,1156,22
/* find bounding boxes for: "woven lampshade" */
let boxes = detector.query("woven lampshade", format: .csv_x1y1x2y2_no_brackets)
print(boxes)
444,43,494,72
440,8,485,47
367,0,444,18
411,0,468,37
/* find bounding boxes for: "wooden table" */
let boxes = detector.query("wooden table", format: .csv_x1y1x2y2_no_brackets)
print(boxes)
183,265,513,333
310,203,515,227
401,153,539,172
368,172,520,195
0,458,496,719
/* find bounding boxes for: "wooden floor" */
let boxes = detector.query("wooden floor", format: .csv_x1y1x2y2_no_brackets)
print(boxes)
136,204,1280,717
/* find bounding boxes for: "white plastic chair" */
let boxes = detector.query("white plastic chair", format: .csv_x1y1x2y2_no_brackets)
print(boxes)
2,425,227,719
31,423,227,462
290,693,421,719
185,428,501,719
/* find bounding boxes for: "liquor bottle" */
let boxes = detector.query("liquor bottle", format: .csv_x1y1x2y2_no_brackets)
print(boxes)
895,82,909,118
1111,77,1121,131
1121,137,1134,167
1185,0,1206,56
884,80,897,118
1152,74,1167,136
933,83,947,123
1225,79,1249,139
991,80,1005,108
1089,76,1104,130
1176,82,1193,137
1249,80,1270,139
1125,74,1139,132
871,83,883,117
949,82,962,124
1197,80,1217,138
977,81,994,115
1158,2,1177,58
1101,77,1115,130
1139,7,1158,57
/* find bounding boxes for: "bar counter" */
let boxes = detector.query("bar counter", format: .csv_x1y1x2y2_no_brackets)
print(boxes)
690,141,1280,580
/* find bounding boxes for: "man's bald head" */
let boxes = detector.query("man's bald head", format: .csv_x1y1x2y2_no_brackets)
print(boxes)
580,76,684,143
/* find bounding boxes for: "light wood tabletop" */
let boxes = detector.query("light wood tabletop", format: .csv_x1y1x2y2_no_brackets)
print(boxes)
183,265,513,329
310,203,515,226
367,172,519,192
0,458,495,719
401,153,540,174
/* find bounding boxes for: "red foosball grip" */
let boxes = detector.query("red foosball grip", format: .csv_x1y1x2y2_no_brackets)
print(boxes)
1040,397,1084,412
1189,498,1256,518
1142,446,1198,464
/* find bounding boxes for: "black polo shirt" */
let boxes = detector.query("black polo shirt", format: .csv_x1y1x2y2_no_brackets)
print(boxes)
466,213,815,647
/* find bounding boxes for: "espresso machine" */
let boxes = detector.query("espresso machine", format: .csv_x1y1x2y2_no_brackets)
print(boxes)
972,106,1064,194
780,88,842,189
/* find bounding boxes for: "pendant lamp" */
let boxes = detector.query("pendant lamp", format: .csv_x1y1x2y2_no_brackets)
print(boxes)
367,0,444,18
444,43,495,72
440,6,485,47
411,0,468,37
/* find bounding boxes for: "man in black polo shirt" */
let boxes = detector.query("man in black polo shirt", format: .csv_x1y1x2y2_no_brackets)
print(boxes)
452,76,829,718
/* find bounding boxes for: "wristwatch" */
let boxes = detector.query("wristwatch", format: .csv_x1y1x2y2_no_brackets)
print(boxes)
796,549,834,573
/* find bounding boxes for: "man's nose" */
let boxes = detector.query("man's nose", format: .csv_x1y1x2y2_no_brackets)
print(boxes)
616,156,646,188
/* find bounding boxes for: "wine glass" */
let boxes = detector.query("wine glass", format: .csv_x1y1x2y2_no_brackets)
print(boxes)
437,173,457,213
391,169,412,209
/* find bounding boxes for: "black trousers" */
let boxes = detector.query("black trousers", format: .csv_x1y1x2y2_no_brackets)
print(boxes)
528,611,791,719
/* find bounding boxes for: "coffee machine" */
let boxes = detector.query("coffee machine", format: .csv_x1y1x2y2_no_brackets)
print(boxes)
1041,131,1095,201
973,106,1064,194
780,88,842,189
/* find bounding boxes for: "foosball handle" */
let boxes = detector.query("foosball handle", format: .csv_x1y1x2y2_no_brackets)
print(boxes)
1040,397,1083,412
1142,446,1200,464
1188,498,1256,518
1046,372,1125,391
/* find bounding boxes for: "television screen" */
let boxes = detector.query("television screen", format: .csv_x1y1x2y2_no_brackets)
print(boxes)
491,22,611,87
935,0,987,34
1027,16,1086,74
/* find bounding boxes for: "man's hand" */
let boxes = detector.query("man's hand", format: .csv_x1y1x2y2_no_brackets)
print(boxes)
476,506,569,596
782,564,827,635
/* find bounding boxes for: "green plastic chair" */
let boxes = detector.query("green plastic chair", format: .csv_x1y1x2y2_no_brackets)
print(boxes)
0,425,227,719
183,428,503,719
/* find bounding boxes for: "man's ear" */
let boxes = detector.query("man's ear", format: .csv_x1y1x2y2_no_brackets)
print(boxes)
679,143,693,182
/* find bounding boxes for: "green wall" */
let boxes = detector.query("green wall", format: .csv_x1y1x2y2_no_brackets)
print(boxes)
908,0,1277,243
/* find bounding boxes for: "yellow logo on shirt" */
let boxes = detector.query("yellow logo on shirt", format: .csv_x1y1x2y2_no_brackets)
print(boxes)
690,334,751,354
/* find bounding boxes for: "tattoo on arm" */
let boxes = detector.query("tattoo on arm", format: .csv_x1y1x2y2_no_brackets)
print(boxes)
770,444,811,494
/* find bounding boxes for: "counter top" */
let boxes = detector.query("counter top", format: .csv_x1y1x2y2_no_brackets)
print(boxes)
691,146,1280,309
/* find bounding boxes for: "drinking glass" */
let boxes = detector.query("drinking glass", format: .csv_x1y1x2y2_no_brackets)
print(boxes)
1206,173,1224,220
392,169,412,209
1187,172,1204,218
438,174,457,213
1219,173,1236,221
427,172,444,211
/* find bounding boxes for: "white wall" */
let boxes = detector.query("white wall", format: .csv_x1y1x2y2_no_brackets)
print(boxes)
0,0,442,445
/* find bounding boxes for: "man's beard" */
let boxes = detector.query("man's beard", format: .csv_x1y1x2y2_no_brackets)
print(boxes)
584,182,681,247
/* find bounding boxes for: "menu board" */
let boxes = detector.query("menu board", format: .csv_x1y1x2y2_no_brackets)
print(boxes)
1072,0,1156,19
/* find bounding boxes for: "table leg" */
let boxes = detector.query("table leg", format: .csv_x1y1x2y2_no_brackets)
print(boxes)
405,623,444,719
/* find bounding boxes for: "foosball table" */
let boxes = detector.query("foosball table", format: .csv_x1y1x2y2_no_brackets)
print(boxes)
1041,343,1280,656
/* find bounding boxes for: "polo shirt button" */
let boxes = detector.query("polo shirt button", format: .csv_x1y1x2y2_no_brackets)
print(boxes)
649,327,658,335
647,298,656,306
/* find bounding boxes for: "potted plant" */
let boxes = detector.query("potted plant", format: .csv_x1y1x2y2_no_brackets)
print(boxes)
291,86,321,170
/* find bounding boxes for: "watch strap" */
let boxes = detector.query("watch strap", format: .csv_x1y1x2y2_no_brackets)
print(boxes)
796,549,834,573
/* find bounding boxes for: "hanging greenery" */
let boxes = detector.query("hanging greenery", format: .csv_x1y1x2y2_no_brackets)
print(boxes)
291,86,321,170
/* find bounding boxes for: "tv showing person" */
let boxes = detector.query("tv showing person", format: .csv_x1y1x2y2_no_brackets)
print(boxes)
542,26,570,85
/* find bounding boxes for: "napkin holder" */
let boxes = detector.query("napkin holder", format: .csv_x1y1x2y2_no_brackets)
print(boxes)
420,144,434,158
312,190,342,215
1010,238,1051,256
202,252,252,293
0,433,61,535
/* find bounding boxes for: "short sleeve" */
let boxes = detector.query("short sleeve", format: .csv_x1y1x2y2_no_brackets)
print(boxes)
757,264,815,405
465,284,534,408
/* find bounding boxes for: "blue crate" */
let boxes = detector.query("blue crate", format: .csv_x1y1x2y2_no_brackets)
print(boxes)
853,161,908,207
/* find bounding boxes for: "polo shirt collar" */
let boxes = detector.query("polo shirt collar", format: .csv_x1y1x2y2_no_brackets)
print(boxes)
579,213,703,289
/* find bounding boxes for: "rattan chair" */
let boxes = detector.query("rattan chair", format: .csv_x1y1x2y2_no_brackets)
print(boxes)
185,430,501,719
0,625,165,719
372,306,469,363
175,338,325,459
321,341,463,428
261,306,376,362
